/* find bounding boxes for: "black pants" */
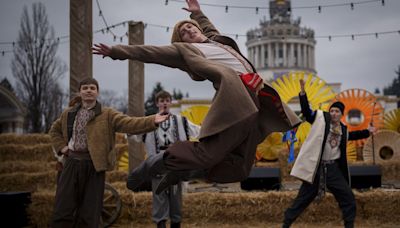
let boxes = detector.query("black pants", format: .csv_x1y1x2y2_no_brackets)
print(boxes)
283,162,356,228
51,155,105,228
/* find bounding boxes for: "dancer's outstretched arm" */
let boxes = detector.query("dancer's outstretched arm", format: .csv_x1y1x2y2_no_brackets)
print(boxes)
92,43,188,71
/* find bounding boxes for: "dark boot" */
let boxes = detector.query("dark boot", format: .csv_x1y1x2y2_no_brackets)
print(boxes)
344,221,354,228
282,219,292,228
157,220,166,228
171,222,181,228
127,152,166,191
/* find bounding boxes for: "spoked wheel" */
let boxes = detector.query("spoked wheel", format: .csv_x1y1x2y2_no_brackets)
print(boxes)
102,183,122,227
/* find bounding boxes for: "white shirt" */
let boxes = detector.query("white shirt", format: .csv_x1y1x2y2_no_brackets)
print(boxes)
192,42,248,74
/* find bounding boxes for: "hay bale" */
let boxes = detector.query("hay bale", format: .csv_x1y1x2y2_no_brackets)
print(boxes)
26,190,400,226
28,190,54,227
0,171,57,192
0,133,51,145
0,144,54,162
0,161,56,174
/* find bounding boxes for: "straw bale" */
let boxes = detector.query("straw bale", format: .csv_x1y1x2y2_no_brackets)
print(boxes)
0,144,54,162
0,133,51,145
28,190,54,227
0,161,56,174
0,171,57,192
27,190,400,226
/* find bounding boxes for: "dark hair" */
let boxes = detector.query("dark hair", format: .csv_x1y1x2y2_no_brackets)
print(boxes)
330,101,345,114
155,90,172,103
79,78,99,91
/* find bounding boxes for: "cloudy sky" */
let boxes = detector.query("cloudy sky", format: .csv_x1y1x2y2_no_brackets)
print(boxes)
0,0,399,100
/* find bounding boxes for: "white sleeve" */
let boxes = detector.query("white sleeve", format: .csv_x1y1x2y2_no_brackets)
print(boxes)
144,133,157,157
187,119,201,139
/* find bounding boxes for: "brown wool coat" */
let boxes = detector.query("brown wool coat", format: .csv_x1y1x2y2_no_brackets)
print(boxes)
49,102,158,172
110,11,300,140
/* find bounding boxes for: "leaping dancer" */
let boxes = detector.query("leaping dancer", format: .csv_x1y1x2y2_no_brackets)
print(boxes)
93,0,300,194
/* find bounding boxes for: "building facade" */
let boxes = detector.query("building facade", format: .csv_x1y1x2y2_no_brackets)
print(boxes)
246,0,316,81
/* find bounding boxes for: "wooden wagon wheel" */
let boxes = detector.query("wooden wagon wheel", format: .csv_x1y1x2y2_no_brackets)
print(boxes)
102,183,122,227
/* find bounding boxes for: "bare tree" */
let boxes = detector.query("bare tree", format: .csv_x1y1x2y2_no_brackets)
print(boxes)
11,3,67,132
99,89,128,113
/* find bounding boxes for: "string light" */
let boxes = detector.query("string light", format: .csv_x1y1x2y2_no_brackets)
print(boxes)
166,0,384,13
0,1,397,56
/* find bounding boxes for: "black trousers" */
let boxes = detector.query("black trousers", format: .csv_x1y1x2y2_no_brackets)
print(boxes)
283,162,356,228
51,155,105,228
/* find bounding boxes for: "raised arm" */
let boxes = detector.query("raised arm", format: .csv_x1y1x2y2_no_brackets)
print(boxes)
183,0,220,38
299,79,316,123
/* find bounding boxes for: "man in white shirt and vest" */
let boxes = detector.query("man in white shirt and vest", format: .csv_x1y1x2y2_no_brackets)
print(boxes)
132,91,200,228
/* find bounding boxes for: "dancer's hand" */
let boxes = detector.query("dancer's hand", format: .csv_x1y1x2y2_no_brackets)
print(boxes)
154,112,170,124
299,79,306,95
92,43,112,58
182,0,201,13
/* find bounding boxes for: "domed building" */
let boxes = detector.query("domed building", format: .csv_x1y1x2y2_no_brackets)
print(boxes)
246,0,316,81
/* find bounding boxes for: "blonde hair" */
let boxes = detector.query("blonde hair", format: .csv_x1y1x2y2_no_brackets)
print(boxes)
171,19,203,43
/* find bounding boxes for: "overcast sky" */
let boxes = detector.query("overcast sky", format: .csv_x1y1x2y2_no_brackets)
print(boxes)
0,0,399,100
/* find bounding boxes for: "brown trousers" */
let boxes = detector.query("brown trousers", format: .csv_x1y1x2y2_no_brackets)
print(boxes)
164,108,264,183
51,154,105,228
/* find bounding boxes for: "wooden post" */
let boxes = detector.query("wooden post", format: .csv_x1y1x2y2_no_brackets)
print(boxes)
127,21,145,172
69,0,92,98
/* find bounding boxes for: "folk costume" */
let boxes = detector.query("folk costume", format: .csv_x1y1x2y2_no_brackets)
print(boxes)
283,93,371,228
49,102,158,227
135,114,200,228
109,11,301,191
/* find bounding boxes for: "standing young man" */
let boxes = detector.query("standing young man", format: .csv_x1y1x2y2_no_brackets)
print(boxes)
49,78,169,227
93,0,300,193
133,91,200,228
282,79,376,228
